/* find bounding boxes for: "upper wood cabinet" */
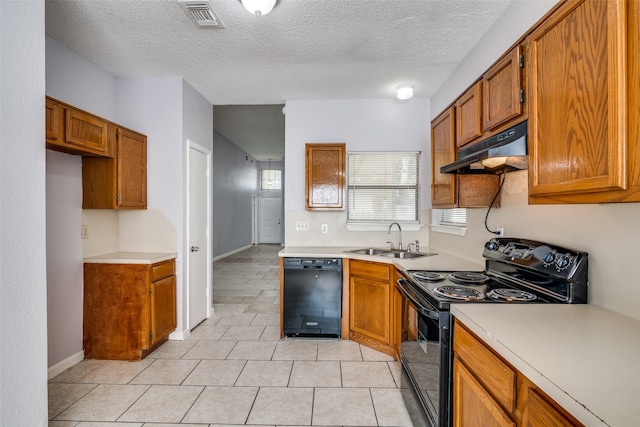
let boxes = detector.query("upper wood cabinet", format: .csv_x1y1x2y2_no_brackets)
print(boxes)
431,107,458,208
528,0,632,203
46,96,112,157
483,45,525,131
305,143,345,210
431,107,501,208
455,81,483,147
83,123,147,209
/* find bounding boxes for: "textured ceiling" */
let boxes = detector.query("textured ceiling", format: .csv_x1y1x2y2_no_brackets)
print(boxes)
45,0,512,160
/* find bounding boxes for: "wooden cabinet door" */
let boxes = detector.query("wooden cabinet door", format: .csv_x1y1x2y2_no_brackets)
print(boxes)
431,107,457,208
455,81,483,147
305,143,345,210
65,107,110,155
525,388,581,427
349,275,390,344
150,275,177,347
453,358,516,427
528,0,627,199
483,45,524,131
45,97,63,144
117,127,147,208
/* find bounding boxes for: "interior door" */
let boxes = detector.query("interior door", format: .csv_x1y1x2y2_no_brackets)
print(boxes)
188,142,211,328
259,197,282,244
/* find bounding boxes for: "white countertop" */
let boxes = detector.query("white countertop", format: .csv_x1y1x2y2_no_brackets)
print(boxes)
84,252,177,264
451,304,640,427
278,246,484,272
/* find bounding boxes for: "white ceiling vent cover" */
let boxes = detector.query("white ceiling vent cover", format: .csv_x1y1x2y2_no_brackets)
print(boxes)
179,0,225,28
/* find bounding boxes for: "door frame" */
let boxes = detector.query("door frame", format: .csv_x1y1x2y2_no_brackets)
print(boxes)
184,139,212,330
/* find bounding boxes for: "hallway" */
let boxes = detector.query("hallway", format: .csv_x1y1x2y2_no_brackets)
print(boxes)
48,244,412,426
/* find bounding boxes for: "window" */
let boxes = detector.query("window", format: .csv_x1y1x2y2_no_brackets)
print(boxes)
430,208,467,236
261,169,281,190
347,152,420,224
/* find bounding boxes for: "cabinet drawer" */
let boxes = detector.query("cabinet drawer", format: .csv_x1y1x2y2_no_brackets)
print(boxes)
349,260,390,281
151,259,175,282
454,321,516,412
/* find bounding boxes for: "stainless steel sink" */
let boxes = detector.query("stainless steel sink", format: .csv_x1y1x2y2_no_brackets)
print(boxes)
344,248,390,255
378,250,436,259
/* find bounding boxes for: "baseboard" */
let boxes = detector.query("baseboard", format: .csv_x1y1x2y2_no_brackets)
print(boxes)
169,328,190,340
48,350,85,380
212,244,252,262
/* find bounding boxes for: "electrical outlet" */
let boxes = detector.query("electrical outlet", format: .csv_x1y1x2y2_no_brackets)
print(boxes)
295,221,310,231
321,224,328,234
81,225,89,239
497,227,504,237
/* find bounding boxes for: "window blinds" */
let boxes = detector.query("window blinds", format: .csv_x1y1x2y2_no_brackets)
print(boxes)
347,152,420,223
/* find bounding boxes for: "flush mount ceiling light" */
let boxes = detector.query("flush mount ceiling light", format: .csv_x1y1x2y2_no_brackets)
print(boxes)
397,84,414,100
240,0,277,16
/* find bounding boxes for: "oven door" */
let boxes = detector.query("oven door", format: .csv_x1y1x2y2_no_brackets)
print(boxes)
397,278,452,427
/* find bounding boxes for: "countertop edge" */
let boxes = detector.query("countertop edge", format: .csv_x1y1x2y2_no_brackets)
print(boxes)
84,252,178,264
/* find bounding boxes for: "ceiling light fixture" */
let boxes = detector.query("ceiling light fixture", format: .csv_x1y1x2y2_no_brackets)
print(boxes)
397,84,414,100
240,0,277,16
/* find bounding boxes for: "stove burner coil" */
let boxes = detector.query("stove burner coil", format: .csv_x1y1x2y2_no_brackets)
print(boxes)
448,272,490,284
433,285,485,300
412,271,445,282
487,288,537,302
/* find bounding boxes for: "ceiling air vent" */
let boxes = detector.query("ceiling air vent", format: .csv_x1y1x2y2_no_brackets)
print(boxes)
179,0,225,28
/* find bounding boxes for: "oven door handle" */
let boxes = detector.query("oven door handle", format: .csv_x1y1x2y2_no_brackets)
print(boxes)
396,278,441,320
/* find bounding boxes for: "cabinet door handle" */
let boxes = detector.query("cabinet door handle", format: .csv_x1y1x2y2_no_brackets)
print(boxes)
191,246,199,252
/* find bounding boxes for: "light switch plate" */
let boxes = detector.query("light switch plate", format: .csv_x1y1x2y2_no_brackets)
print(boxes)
81,225,89,239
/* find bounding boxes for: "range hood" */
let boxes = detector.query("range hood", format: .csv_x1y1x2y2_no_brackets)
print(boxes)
441,121,528,174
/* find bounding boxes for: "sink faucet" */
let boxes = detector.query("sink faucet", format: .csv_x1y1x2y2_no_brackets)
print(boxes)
387,222,402,251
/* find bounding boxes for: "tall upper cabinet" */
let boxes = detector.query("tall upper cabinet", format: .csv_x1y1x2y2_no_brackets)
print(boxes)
305,143,346,210
528,0,639,204
82,123,147,209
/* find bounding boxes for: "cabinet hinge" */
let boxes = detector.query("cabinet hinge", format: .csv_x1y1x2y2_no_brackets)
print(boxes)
115,193,120,202
149,288,152,296
519,54,524,68
149,331,153,340
116,131,119,141
519,89,525,103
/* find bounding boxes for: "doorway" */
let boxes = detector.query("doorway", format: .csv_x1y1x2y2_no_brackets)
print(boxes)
187,140,212,329
259,197,282,244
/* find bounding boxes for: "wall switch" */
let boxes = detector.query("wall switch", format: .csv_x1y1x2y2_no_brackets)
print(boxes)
321,224,328,234
295,221,310,231
81,225,89,239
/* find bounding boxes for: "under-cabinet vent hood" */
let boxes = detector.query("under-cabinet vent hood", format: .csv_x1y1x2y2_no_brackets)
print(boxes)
441,121,528,174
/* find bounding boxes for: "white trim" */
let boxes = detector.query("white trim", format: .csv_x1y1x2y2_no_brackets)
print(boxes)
169,328,190,341
48,350,84,380
429,223,467,236
346,222,423,232
212,244,253,262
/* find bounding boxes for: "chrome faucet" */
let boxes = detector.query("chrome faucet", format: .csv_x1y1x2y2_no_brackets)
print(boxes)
387,222,402,251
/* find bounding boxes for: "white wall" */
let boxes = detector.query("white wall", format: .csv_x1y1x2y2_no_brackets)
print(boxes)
1,1,48,425
284,98,431,247
45,35,119,372
429,0,640,320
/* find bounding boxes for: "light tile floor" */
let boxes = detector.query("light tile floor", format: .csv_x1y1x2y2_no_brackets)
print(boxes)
48,244,414,427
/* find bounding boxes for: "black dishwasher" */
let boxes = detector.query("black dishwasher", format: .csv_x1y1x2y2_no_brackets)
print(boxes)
283,258,343,337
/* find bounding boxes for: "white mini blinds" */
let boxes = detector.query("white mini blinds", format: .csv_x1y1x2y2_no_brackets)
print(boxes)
347,152,420,223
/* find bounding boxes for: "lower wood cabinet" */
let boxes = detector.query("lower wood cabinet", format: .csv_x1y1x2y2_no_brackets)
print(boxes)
83,259,177,360
453,320,583,427
348,259,395,357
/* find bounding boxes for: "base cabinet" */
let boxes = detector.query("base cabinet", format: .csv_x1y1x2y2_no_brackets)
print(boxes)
453,320,583,427
83,259,176,360
348,259,395,357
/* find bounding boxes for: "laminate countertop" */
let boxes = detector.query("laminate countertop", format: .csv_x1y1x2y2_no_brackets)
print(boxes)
451,304,640,427
84,252,177,264
278,246,484,272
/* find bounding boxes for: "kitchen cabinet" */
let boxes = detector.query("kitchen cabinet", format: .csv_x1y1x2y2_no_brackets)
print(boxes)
82,123,147,209
483,45,525,131
431,107,501,208
45,96,112,157
83,258,176,360
305,143,345,210
528,0,633,204
455,81,483,147
348,259,394,357
453,320,583,427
